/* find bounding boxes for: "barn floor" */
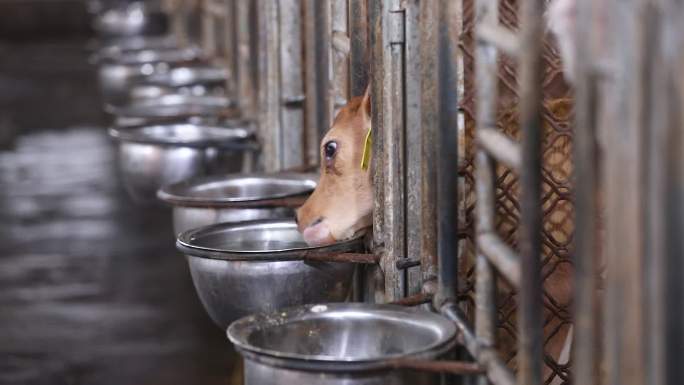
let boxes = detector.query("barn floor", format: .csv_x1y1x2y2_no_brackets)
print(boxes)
0,38,236,385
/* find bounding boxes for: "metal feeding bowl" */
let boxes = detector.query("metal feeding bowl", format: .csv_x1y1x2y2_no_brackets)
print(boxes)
176,220,363,329
92,1,167,38
93,35,179,64
158,173,317,235
99,46,202,66
109,123,255,204
227,303,458,385
140,66,228,88
95,45,203,107
97,62,169,106
98,35,178,53
107,94,235,127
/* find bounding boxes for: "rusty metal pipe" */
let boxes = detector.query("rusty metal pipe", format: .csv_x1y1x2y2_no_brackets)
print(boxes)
300,252,380,265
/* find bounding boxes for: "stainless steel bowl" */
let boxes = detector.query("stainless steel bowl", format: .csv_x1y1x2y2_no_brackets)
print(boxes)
140,66,228,88
108,94,235,127
99,46,202,66
158,173,318,235
97,62,170,106
92,2,167,38
99,35,179,53
227,303,457,385
93,35,179,64
109,123,255,203
176,220,363,329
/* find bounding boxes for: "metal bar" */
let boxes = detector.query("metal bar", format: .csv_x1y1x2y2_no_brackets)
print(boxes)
472,1,504,383
441,302,516,385
404,0,423,297
385,358,484,375
473,0,500,131
256,0,282,171
476,128,522,171
369,0,386,304
222,0,237,101
379,0,406,301
475,23,519,57
300,252,381,264
477,232,521,287
418,0,439,290
572,0,601,384
396,258,421,270
329,0,350,116
278,0,306,169
235,0,258,118
303,0,330,167
517,0,545,383
389,292,433,307
435,0,461,305
474,152,496,239
603,1,648,385
348,0,369,96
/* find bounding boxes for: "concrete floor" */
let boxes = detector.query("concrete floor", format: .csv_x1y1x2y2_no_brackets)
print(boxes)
0,38,236,385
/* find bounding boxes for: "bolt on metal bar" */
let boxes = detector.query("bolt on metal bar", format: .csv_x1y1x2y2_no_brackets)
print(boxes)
476,128,522,171
517,0,545,383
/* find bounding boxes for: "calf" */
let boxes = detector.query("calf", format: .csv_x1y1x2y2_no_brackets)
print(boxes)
296,87,373,246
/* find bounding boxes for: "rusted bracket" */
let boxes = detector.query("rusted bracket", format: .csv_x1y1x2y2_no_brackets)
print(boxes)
301,252,380,264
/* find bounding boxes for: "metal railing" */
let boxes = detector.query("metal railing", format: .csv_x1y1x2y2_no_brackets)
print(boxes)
439,0,546,384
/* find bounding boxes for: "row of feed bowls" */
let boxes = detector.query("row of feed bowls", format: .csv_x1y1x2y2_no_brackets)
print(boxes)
93,14,457,384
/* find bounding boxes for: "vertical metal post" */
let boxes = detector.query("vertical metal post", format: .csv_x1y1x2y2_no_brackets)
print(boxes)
348,0,369,96
256,0,282,171
517,0,545,384
380,0,406,301
369,0,386,303
347,0,373,303
329,0,350,118
418,0,438,288
472,1,499,384
278,0,305,169
303,0,331,167
647,4,684,385
435,0,461,304
572,0,601,384
404,0,423,296
235,0,258,118
603,1,646,384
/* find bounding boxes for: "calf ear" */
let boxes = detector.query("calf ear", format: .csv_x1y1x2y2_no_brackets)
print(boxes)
360,84,371,118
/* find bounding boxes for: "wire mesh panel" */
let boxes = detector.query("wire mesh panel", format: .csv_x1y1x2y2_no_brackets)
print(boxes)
458,0,574,384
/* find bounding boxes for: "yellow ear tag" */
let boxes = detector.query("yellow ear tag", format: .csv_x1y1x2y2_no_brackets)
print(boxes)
360,126,372,171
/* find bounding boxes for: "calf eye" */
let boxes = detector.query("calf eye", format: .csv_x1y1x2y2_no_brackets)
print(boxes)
323,141,337,160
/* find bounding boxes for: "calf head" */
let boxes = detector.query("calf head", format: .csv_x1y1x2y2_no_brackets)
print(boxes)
296,88,373,246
